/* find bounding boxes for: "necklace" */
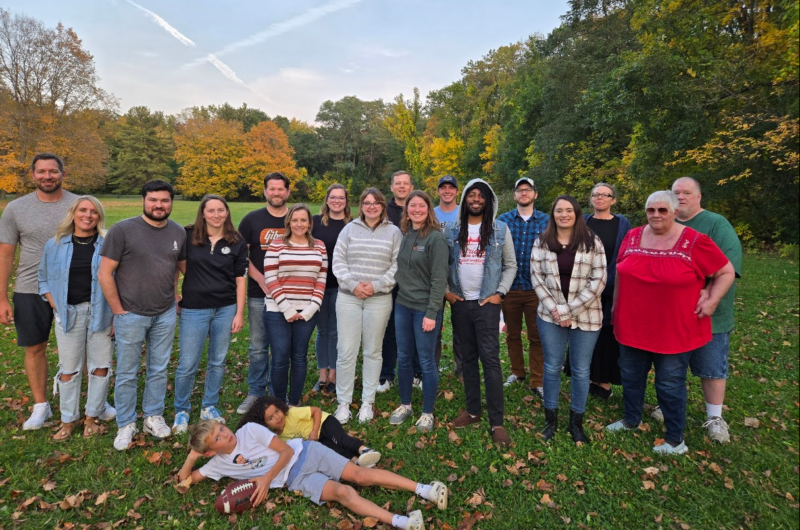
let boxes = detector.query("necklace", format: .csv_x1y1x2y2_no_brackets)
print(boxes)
72,233,97,245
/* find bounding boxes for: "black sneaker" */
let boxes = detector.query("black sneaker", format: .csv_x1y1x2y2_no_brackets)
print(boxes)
589,383,613,401
531,386,544,400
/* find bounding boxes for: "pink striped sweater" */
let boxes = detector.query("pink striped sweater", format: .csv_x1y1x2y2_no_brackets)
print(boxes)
263,238,328,321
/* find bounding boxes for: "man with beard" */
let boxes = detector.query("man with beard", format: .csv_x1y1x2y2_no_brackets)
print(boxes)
0,153,83,430
235,173,290,414
496,178,548,398
99,180,187,450
444,179,517,447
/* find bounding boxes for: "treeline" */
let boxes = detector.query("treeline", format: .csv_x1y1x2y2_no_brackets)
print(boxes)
1,1,797,243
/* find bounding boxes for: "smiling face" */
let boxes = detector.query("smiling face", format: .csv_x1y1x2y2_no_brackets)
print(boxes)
553,199,576,230
203,423,238,455
262,405,286,433
73,199,99,236
264,178,289,209
437,183,458,206
407,196,429,228
202,199,228,230
289,209,311,239
514,184,537,207
391,173,413,203
361,194,383,225
142,190,173,222
465,188,486,217
326,188,347,215
31,159,64,194
590,185,616,213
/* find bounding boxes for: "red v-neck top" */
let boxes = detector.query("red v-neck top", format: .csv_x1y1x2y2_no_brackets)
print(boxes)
613,226,729,354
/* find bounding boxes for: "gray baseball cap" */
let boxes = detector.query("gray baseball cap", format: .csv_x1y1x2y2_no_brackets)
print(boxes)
514,177,536,190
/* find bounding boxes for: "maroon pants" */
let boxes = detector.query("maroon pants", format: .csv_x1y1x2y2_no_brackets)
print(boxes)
501,288,543,386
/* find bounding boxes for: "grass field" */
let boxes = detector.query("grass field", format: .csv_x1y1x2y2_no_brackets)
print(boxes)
0,198,798,529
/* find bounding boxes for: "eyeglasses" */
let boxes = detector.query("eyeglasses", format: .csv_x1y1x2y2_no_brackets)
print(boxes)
516,188,535,194
591,193,614,199
328,197,346,202
646,207,671,214
362,202,381,208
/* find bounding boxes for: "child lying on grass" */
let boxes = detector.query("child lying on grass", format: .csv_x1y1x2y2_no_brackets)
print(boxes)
239,396,381,467
178,420,448,530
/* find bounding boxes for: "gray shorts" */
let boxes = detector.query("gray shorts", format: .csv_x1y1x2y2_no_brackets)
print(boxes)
286,441,349,505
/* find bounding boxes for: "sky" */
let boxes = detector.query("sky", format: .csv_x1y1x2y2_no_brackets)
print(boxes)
4,0,570,123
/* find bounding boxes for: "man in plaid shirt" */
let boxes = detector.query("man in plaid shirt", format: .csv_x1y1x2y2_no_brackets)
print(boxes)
496,177,549,399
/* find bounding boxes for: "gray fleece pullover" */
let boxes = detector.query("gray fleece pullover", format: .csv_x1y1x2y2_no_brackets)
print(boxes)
332,217,402,295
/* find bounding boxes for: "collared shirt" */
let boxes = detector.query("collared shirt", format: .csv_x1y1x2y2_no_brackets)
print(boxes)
496,208,549,290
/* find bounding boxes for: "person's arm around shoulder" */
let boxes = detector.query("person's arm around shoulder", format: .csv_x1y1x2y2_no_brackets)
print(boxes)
249,436,295,507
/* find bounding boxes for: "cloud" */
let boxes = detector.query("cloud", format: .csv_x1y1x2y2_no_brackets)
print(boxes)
361,47,408,58
124,0,196,47
277,68,324,82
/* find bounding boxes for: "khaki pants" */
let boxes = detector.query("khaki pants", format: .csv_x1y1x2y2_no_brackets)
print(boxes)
501,288,543,387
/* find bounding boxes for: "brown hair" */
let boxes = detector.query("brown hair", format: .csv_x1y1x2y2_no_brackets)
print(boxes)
188,420,219,453
187,194,240,247
319,183,352,226
283,204,316,247
400,190,438,237
537,194,597,253
236,396,289,432
358,187,388,225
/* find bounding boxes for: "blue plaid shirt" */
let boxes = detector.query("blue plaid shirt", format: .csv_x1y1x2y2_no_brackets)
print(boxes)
496,208,549,290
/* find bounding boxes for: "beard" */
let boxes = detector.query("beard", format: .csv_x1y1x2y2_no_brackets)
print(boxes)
467,203,486,216
143,207,171,221
36,179,63,194
267,196,287,209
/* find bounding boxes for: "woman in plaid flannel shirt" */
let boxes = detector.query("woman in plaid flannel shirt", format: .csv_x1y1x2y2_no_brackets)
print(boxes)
531,195,607,444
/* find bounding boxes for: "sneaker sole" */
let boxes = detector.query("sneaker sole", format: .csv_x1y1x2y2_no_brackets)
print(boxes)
144,426,171,439
356,451,381,468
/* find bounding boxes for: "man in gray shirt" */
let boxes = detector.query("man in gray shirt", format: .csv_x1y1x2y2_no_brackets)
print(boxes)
99,180,187,451
0,153,84,430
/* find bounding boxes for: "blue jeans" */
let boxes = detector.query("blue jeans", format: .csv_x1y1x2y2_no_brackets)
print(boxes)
113,306,177,428
619,344,692,444
538,317,600,414
174,304,236,414
315,288,338,371
246,297,271,397
689,332,730,379
395,303,442,414
264,311,319,406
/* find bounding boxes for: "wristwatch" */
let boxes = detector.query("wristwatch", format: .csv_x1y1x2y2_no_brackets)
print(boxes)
495,291,505,300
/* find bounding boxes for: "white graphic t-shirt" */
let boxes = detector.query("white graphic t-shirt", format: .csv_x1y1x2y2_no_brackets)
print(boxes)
458,223,485,300
199,423,303,486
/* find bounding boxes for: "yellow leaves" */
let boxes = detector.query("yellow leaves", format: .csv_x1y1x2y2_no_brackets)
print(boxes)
480,124,502,174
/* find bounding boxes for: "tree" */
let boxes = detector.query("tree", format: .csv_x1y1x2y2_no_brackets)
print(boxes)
242,120,304,198
385,88,426,180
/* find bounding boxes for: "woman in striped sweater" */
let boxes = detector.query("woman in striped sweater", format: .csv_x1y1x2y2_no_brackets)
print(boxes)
332,188,403,424
263,204,328,406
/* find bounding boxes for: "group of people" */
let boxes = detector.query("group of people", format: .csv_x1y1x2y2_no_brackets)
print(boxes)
0,153,742,529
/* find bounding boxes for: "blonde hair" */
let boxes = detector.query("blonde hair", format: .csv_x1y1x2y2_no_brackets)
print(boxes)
283,204,316,247
188,420,219,453
54,195,107,241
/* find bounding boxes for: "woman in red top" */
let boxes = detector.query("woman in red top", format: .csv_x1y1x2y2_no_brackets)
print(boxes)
605,190,734,455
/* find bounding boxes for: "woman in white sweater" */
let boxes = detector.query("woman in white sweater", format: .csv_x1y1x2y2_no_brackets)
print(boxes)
332,188,402,424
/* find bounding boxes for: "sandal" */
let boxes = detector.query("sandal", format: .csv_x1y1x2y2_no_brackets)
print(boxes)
53,421,78,441
83,417,106,438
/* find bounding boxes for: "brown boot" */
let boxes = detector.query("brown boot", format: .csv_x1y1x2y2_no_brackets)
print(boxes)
452,410,481,428
491,426,512,447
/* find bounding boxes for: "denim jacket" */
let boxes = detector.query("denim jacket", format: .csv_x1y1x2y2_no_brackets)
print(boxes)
37,235,113,333
444,178,517,304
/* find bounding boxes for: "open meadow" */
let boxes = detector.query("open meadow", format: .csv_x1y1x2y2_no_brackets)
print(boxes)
0,198,798,529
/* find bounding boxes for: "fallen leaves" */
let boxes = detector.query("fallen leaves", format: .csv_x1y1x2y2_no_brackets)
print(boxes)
744,417,760,428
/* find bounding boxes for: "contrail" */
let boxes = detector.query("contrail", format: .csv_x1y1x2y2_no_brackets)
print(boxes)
124,0,274,104
124,0,196,47
183,0,364,69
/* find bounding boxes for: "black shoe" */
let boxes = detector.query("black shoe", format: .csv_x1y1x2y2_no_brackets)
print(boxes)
540,408,558,441
589,383,613,401
531,386,544,400
568,409,589,444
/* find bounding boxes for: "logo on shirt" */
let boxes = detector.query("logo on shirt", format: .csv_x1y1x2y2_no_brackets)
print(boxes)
414,245,425,252
221,246,231,255
260,229,282,250
173,241,178,251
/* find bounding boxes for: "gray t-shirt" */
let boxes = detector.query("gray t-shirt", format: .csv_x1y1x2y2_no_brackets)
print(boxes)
100,216,187,316
0,190,78,294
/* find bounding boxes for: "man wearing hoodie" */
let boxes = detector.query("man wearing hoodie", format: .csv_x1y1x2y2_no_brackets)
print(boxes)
443,179,517,447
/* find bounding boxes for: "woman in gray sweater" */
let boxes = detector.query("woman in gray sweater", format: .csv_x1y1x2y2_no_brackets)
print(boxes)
388,191,449,432
332,188,402,425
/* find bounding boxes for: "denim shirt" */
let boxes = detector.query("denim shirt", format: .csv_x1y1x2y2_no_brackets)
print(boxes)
37,235,113,333
444,219,517,304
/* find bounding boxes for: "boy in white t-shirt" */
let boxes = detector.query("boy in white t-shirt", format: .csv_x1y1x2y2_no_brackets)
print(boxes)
178,420,448,530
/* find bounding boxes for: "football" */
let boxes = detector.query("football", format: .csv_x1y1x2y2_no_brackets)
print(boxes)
214,479,256,514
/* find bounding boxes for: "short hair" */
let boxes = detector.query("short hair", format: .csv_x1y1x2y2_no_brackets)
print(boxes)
400,190,439,238
54,195,107,241
31,153,65,173
358,187,388,224
141,179,174,199
672,176,701,193
645,190,679,212
264,172,290,189
391,170,413,186
590,182,617,199
283,203,316,247
188,420,219,453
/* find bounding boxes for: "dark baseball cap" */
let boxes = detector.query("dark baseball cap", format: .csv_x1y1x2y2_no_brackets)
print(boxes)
438,175,458,189
514,177,536,190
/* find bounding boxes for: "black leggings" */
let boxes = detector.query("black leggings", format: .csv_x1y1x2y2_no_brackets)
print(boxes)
319,416,364,459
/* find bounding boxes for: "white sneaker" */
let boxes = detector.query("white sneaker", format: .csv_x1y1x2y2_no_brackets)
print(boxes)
702,416,730,444
113,423,138,451
389,405,413,425
236,395,259,415
651,406,664,423
503,374,524,387
334,403,351,424
428,481,449,510
172,411,190,434
200,406,226,424
412,377,423,391
653,440,688,455
415,413,435,433
357,402,374,424
376,380,393,393
356,448,381,468
143,415,171,439
406,509,425,530
98,403,116,421
22,402,52,430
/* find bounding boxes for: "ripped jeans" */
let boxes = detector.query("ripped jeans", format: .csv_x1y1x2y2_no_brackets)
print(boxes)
53,302,113,423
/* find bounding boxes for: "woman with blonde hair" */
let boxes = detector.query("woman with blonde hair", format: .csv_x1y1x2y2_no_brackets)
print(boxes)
38,196,115,439
264,204,328,406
